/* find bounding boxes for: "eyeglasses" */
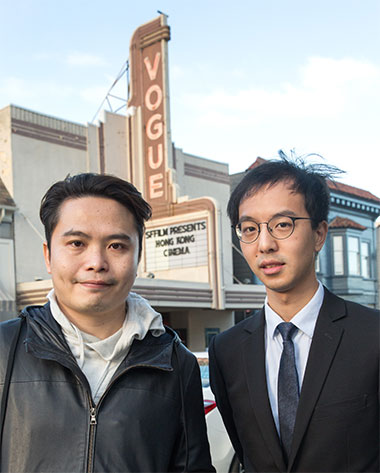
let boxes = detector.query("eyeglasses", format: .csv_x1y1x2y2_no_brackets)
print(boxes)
234,215,313,244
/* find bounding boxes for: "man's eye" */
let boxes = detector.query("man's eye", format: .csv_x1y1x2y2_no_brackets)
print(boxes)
276,221,292,228
242,225,257,234
70,240,83,248
110,243,125,250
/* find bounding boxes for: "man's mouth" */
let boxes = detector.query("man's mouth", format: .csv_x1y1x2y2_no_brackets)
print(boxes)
75,279,115,288
259,261,285,275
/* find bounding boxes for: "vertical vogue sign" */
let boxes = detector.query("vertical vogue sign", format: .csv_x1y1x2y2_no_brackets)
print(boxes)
145,220,208,271
143,48,165,201
128,16,171,206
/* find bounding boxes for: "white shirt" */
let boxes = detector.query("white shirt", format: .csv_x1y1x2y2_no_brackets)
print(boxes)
264,282,324,433
47,289,165,404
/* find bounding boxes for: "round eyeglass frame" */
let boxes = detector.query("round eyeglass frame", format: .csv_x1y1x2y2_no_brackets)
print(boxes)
234,215,313,244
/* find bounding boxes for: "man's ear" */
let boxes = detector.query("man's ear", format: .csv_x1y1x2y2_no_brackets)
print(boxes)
314,221,328,252
43,242,52,274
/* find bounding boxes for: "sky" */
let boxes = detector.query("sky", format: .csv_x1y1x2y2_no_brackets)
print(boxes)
1,0,379,197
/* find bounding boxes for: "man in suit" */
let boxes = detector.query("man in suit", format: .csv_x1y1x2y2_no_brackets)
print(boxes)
209,157,379,472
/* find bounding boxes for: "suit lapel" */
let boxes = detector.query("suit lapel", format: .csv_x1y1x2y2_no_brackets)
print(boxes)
288,289,346,470
243,309,287,472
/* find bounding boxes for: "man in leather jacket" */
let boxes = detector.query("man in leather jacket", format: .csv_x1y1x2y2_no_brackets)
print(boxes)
0,173,214,473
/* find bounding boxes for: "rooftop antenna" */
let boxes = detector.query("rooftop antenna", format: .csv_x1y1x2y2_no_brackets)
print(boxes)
91,60,130,123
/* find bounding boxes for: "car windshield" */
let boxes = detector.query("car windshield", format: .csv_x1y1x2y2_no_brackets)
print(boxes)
197,356,210,388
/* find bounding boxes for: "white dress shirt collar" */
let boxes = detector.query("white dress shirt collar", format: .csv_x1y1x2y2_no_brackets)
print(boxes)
265,281,324,339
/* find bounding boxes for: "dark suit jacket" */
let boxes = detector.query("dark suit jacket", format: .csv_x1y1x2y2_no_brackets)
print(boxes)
209,288,379,472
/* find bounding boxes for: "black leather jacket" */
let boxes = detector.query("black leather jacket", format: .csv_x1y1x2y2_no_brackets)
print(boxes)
0,304,214,473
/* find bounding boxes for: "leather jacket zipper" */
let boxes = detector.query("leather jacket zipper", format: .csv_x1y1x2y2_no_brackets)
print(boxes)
90,407,97,425
87,400,97,473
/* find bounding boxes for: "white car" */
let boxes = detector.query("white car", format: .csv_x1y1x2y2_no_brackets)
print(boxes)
195,352,242,473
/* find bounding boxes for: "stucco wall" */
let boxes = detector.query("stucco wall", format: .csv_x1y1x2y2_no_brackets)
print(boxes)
8,106,88,282
0,107,13,195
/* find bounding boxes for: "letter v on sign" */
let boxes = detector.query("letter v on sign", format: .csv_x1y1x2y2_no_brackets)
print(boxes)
144,53,161,81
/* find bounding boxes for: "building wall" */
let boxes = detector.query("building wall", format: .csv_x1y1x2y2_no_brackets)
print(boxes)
0,107,13,195
188,309,234,351
0,229,16,321
12,135,87,282
0,173,16,321
101,111,130,179
0,105,88,283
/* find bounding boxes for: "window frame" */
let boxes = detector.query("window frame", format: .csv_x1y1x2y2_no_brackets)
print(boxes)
332,234,345,276
347,236,361,276
360,240,371,279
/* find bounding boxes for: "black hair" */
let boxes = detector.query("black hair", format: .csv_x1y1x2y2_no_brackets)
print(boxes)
40,173,152,260
227,151,343,228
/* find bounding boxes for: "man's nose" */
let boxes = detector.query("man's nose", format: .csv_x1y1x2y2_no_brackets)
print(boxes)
85,247,109,271
257,224,278,253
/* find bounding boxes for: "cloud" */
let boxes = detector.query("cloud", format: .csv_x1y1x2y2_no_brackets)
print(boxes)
301,57,380,89
179,57,380,125
171,56,380,195
66,52,107,67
